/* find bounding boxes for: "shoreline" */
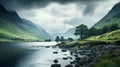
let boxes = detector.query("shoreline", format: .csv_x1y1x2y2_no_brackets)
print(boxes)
57,43,120,67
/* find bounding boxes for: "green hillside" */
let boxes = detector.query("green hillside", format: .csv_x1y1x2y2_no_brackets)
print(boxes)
66,29,120,46
62,3,120,67
93,3,120,28
0,4,51,42
0,19,39,41
86,29,120,43
64,29,120,67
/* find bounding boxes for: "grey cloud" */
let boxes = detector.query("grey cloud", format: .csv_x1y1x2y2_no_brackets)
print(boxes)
64,17,81,26
64,17,96,27
83,4,97,15
0,0,105,15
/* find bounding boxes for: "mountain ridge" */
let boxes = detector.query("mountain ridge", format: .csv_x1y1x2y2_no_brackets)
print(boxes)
0,4,51,41
93,2,120,28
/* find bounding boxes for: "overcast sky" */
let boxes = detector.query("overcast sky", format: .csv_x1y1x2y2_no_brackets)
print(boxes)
0,0,120,34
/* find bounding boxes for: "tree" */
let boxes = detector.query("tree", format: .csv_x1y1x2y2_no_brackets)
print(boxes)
109,23,119,31
88,27,97,36
74,24,89,39
97,23,119,35
68,38,74,42
60,36,65,44
98,25,110,35
55,36,60,42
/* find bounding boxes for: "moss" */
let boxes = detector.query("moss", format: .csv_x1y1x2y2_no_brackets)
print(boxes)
92,50,120,67
84,29,120,44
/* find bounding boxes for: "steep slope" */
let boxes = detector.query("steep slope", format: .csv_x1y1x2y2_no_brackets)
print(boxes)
0,4,51,41
66,29,120,46
86,29,120,43
35,24,51,39
93,2,120,28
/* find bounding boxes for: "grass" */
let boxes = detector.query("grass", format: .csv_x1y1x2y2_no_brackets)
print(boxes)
92,50,120,67
65,29,120,67
86,29,120,43
0,19,42,42
65,29,120,49
93,18,120,28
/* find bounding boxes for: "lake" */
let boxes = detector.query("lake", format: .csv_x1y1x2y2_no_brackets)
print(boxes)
0,42,75,67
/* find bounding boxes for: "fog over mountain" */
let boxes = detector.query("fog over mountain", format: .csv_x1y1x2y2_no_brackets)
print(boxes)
0,0,119,34
0,4,51,41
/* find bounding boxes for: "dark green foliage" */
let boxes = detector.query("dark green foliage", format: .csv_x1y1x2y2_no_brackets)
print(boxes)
44,39,51,42
74,24,89,39
109,23,119,31
98,23,119,35
100,23,119,35
55,36,60,42
60,36,65,44
88,23,120,36
67,38,74,42
88,28,97,36
99,25,110,34
74,23,120,40
55,36,66,44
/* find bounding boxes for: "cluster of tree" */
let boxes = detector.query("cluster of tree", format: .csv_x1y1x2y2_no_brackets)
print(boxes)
89,23,120,36
55,36,65,43
74,23,120,39
55,36,73,43
44,39,51,42
67,38,74,42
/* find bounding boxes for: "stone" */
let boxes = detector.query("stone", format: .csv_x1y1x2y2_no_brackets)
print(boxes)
65,64,73,67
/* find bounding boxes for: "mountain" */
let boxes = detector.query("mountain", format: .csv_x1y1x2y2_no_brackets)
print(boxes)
51,28,78,39
51,33,64,38
93,2,120,28
63,28,76,38
0,4,51,41
86,29,120,43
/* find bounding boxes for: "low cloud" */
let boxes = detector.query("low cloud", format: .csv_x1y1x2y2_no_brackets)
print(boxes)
0,0,106,15
0,0,119,34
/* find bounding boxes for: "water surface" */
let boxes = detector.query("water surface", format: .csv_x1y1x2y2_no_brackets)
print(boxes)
0,42,74,67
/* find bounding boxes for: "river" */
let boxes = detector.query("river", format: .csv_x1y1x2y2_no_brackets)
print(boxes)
0,42,75,67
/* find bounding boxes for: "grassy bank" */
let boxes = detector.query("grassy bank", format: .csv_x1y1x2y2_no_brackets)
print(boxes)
63,29,120,67
65,29,120,48
92,49,120,67
86,29,120,43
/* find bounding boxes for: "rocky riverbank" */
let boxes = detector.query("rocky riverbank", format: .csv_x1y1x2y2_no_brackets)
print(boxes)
58,43,120,67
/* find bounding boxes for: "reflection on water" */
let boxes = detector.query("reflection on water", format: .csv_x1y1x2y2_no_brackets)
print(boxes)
14,42,57,49
0,42,75,67
16,47,74,67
